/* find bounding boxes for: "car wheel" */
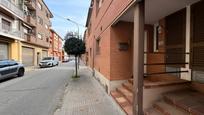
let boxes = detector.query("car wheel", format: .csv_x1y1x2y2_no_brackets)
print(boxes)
18,68,24,77
52,63,54,67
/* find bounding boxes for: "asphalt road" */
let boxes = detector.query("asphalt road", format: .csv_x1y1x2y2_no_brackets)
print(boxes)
0,62,75,115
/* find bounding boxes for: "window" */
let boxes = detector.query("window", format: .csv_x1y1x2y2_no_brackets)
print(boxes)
96,38,100,55
191,1,204,70
96,0,102,16
2,19,11,31
37,16,43,25
37,2,42,10
99,0,103,8
165,8,186,67
0,61,8,68
45,24,48,29
37,33,42,39
46,11,49,18
153,24,159,52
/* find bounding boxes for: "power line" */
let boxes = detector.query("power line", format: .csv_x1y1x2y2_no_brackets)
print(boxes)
52,12,86,28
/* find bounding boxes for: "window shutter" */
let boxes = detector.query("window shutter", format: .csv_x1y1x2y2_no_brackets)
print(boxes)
191,1,204,70
166,8,186,67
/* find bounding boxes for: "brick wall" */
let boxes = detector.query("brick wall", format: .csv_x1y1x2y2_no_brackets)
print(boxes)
85,0,135,81
110,21,133,80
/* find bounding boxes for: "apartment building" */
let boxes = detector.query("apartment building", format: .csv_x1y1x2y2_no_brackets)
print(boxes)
85,0,204,114
0,0,53,67
0,0,24,61
49,29,63,61
22,0,53,66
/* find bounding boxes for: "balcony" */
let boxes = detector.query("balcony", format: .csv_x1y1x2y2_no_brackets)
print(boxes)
24,15,36,27
0,0,24,19
24,0,36,10
24,33,36,43
0,23,24,41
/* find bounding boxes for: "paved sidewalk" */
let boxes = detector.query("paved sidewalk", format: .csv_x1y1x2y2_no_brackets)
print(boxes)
55,67,125,115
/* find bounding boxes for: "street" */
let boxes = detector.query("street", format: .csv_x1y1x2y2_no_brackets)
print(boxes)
0,62,75,115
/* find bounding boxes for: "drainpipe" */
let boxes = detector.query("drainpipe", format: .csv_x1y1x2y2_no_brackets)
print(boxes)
133,0,145,115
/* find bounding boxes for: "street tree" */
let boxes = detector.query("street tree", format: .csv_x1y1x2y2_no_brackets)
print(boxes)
64,37,86,78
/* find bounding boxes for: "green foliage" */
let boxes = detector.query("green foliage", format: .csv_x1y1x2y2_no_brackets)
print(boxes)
64,37,86,56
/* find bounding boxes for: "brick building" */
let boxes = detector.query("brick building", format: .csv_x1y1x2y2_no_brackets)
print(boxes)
22,0,53,66
0,0,53,67
0,0,24,61
49,29,63,61
85,0,204,114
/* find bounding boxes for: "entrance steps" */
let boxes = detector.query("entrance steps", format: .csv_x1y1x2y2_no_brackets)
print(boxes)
145,89,204,115
111,79,192,115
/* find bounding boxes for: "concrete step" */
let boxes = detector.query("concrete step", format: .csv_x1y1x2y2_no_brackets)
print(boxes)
144,79,191,89
116,87,133,104
111,91,132,115
144,108,162,115
122,82,133,92
153,100,189,115
163,89,204,115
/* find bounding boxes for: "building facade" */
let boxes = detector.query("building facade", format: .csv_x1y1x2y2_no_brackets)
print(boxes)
22,0,53,66
0,0,53,67
0,0,24,61
85,0,204,114
49,29,63,61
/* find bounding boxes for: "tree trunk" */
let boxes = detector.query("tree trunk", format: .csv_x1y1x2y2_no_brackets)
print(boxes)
75,55,78,77
78,56,80,69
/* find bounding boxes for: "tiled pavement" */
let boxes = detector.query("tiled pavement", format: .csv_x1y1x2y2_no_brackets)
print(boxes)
55,66,125,115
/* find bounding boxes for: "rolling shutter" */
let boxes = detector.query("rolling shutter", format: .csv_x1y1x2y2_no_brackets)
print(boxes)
42,50,48,58
22,47,34,66
0,43,8,60
191,1,204,71
165,8,186,67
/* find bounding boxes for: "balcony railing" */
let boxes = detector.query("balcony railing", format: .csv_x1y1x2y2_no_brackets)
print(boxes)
24,0,36,10
0,0,24,19
0,23,23,39
24,33,36,42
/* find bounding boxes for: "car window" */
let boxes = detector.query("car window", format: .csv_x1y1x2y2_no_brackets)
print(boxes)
8,61,18,66
42,57,52,60
0,61,8,68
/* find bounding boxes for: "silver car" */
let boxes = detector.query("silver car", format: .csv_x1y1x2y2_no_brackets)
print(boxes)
0,60,25,80
39,57,59,68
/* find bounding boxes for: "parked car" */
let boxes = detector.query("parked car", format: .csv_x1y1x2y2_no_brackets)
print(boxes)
0,60,25,80
39,57,59,68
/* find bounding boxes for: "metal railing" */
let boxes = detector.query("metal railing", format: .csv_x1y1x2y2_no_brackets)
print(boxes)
0,0,24,19
0,23,23,38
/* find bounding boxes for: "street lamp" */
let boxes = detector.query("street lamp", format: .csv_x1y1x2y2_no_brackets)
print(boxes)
66,18,80,39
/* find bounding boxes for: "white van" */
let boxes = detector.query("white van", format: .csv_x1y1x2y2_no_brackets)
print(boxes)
39,57,59,68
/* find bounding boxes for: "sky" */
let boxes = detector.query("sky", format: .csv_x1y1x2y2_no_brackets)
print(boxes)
44,0,90,39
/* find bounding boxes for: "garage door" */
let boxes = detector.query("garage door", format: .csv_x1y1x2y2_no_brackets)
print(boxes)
42,50,48,58
22,47,34,66
0,43,8,60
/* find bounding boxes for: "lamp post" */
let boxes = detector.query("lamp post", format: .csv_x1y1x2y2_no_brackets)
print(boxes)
66,18,81,68
66,18,80,39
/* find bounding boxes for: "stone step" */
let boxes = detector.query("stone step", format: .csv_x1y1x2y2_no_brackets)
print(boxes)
163,89,204,115
122,82,133,92
153,100,190,115
116,87,133,104
144,108,162,115
110,91,132,115
144,79,191,89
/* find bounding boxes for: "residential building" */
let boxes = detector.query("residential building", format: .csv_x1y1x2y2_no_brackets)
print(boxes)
21,0,53,66
85,0,204,114
49,29,63,61
0,0,24,60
